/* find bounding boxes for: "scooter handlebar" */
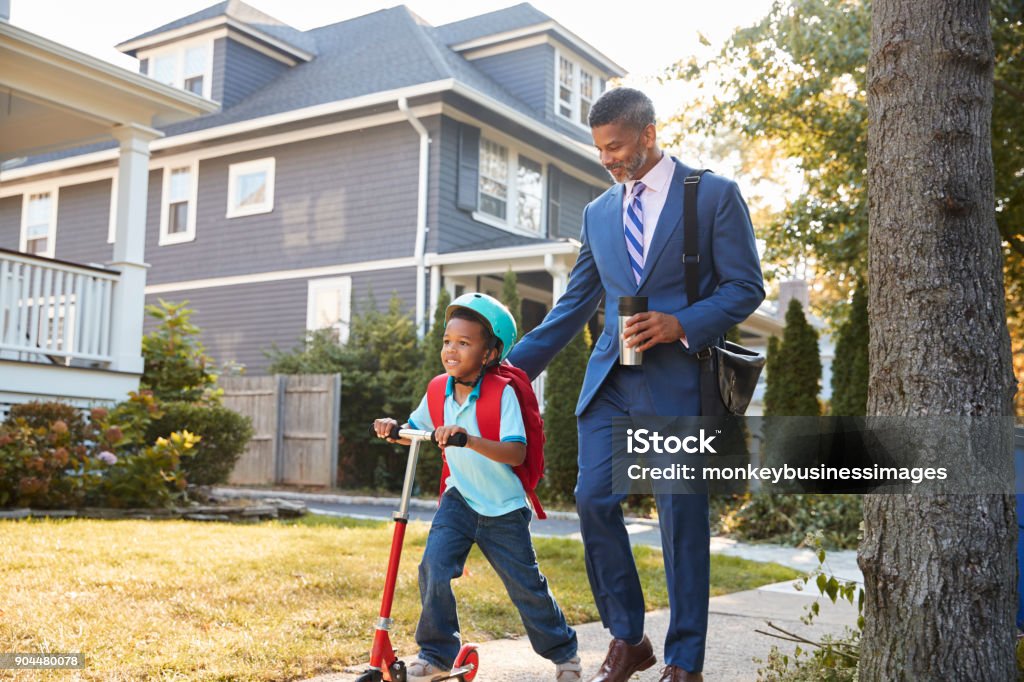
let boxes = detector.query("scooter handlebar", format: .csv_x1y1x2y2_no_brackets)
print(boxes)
370,423,469,447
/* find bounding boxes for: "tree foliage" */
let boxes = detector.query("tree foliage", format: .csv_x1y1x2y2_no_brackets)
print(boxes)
542,327,591,502
500,268,523,338
141,300,219,404
665,1,1023,413
829,280,869,416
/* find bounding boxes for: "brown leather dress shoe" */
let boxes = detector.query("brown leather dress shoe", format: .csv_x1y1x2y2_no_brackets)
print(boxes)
658,665,703,682
587,634,657,682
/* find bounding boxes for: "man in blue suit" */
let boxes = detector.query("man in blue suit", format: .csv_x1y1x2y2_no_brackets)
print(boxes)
507,88,765,682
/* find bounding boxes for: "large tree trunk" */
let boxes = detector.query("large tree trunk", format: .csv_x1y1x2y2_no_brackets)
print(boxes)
861,1,1018,680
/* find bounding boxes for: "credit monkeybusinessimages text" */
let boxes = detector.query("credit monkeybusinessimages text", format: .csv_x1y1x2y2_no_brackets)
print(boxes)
624,429,949,485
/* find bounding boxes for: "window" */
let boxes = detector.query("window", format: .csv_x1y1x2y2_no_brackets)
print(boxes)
476,136,545,235
307,276,352,344
142,40,213,99
159,162,198,245
21,190,57,258
226,158,275,218
479,139,509,220
555,50,603,128
558,56,574,118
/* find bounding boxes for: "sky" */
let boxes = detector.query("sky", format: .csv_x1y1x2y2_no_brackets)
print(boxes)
8,0,775,116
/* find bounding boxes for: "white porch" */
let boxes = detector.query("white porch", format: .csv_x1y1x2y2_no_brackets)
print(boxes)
0,19,216,411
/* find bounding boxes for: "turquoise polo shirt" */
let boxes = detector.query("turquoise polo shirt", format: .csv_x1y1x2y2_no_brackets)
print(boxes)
408,376,527,517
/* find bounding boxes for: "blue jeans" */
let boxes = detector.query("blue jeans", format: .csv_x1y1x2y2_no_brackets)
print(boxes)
416,487,578,668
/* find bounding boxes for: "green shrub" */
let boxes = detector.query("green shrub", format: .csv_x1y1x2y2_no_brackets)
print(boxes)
411,288,451,496
542,327,591,503
712,493,862,550
141,299,220,404
146,402,253,486
0,393,199,510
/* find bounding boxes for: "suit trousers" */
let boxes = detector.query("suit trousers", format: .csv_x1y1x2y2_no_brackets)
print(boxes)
575,363,710,673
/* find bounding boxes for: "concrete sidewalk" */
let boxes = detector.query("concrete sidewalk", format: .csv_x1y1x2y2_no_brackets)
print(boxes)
307,585,858,681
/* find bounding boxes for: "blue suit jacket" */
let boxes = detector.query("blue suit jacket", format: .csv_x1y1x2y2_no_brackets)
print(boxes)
507,158,765,416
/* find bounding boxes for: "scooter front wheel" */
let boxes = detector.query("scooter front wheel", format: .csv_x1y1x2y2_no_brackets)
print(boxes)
354,670,383,682
451,645,479,681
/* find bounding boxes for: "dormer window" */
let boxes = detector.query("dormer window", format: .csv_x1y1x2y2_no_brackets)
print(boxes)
556,50,603,129
143,39,213,99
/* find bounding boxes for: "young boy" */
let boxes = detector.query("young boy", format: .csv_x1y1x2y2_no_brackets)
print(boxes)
374,292,581,682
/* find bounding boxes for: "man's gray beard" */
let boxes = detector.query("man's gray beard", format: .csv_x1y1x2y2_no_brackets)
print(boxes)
624,146,649,181
605,147,649,183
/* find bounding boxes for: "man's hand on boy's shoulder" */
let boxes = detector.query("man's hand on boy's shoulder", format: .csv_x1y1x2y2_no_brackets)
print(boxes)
434,424,469,449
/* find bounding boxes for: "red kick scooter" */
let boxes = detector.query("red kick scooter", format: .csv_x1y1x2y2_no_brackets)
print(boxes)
354,424,480,682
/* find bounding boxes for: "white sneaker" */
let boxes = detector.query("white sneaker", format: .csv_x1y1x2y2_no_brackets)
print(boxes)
406,656,450,682
555,655,582,681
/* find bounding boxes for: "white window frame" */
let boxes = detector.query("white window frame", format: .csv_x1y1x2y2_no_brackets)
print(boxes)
473,134,547,237
159,160,199,246
19,186,59,259
139,36,214,100
553,48,603,130
226,157,276,218
306,276,353,344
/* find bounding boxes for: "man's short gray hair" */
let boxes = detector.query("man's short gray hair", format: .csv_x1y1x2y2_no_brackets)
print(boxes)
587,87,656,131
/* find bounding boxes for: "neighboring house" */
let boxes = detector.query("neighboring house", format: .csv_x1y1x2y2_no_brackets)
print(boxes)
0,5,216,413
0,1,786,410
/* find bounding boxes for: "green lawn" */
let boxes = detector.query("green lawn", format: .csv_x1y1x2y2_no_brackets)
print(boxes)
0,515,799,681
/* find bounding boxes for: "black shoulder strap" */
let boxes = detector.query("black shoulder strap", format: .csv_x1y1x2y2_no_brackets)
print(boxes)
683,169,712,305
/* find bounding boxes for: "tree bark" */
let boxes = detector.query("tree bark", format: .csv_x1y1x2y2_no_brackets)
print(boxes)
861,1,1018,680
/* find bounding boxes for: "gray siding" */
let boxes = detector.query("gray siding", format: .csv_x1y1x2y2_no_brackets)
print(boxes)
556,173,602,239
143,266,416,375
145,121,421,285
213,37,290,109
0,196,21,250
471,44,552,117
54,180,113,266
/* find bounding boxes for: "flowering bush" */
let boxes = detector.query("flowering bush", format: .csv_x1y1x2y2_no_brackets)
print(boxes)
0,392,200,510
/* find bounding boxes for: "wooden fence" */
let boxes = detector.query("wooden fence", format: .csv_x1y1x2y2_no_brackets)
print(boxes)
220,374,340,487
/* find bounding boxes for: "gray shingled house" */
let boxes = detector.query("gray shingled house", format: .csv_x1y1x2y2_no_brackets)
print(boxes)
1,1,626,383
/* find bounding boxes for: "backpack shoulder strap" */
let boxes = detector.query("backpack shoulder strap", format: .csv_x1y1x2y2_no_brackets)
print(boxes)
426,374,450,501
683,169,712,306
475,371,507,442
426,374,448,430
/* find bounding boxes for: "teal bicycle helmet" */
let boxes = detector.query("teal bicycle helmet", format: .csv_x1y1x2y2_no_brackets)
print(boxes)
445,292,518,363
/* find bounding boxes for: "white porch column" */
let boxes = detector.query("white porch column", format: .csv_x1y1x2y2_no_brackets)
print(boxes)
107,123,162,374
545,253,569,303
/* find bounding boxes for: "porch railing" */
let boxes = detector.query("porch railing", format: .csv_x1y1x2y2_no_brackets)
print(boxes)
0,248,119,367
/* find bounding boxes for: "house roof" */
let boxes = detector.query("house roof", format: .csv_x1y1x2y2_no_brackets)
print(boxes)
9,3,616,172
435,3,553,45
116,0,318,57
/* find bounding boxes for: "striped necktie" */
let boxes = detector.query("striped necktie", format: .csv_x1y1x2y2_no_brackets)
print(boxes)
625,181,647,284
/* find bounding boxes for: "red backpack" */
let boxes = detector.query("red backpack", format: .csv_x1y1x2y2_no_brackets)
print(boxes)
426,362,547,519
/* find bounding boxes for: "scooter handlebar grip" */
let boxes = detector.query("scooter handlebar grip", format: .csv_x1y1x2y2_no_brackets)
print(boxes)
433,431,469,447
369,423,403,440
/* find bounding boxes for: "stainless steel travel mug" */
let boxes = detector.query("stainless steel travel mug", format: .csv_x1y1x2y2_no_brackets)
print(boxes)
618,296,647,366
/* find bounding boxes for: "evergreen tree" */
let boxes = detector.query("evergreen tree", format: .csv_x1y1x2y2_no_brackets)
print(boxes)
829,281,869,416
411,288,451,494
763,335,781,416
542,326,591,502
773,299,822,416
500,268,523,338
